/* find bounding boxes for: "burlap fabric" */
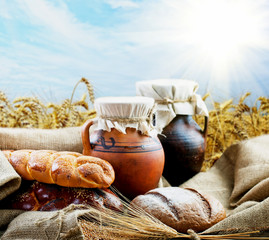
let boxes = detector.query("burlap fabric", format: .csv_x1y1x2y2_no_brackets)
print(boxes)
0,126,269,239
0,126,85,239
1,205,88,240
0,127,83,152
0,151,21,202
180,134,269,234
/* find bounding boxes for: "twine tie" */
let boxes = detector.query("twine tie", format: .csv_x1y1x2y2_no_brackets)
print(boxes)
155,97,193,105
187,229,201,240
99,115,148,124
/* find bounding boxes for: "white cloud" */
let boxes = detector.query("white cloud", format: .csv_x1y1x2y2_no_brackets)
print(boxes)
0,0,269,101
112,0,269,89
0,0,12,19
104,0,139,9
16,0,108,52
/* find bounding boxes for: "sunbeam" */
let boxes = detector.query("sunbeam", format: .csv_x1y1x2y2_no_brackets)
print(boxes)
0,0,268,101
170,0,269,99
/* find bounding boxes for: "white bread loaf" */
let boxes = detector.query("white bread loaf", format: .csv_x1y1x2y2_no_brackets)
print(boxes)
3,150,115,189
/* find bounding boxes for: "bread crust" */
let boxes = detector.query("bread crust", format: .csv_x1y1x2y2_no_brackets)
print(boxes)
2,181,123,211
3,150,115,189
131,187,226,233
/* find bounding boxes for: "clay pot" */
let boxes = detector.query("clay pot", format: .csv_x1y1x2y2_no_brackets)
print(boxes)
81,119,165,199
158,115,208,186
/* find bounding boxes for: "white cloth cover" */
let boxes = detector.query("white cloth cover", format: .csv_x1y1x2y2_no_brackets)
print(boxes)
92,96,156,136
136,79,209,133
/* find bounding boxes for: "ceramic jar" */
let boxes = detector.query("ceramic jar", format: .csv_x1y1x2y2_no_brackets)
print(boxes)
81,96,164,199
136,79,209,186
158,114,208,185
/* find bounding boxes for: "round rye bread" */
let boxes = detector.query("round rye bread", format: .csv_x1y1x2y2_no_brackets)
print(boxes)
131,187,226,233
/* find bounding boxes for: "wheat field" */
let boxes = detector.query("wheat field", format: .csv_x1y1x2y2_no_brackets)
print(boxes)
0,78,96,129
195,92,269,170
0,78,268,169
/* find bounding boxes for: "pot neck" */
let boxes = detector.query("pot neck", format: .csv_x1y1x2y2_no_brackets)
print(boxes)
174,114,193,119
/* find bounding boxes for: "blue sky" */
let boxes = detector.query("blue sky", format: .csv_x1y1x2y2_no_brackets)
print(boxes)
0,0,269,104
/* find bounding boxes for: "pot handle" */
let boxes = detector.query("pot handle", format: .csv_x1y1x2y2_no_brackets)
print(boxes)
81,119,94,155
203,116,209,139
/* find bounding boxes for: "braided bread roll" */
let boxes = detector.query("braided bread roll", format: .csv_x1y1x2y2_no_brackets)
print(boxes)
3,150,115,189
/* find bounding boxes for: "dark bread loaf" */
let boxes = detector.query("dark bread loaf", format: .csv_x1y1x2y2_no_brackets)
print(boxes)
131,187,226,233
2,181,123,212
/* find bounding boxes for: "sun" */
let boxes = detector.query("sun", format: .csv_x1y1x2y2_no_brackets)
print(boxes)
180,0,266,81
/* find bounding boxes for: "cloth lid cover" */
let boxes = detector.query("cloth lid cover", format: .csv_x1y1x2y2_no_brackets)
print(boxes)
92,96,156,136
136,79,208,133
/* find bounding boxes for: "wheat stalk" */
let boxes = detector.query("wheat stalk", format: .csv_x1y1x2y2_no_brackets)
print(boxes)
70,77,95,106
0,78,96,129
0,85,267,169
78,188,269,240
193,93,269,170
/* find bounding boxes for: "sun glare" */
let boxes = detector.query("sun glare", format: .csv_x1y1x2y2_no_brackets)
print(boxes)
183,0,265,77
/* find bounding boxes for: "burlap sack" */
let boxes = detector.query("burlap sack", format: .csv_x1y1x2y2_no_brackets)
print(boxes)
1,126,269,239
0,151,21,201
1,205,89,240
0,127,83,152
0,151,23,236
180,134,269,234
0,127,86,239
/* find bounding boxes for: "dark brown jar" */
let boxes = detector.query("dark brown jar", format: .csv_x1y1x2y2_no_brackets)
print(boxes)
136,79,209,185
158,115,208,186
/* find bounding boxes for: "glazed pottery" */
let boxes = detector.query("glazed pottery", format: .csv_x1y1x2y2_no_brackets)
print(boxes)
82,120,164,199
158,115,208,186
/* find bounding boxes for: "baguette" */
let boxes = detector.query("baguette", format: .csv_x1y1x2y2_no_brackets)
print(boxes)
3,150,115,189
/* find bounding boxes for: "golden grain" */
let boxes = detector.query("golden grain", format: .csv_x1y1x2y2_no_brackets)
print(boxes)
0,81,268,170
195,93,269,170
80,77,95,105
78,189,268,240
0,78,96,129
